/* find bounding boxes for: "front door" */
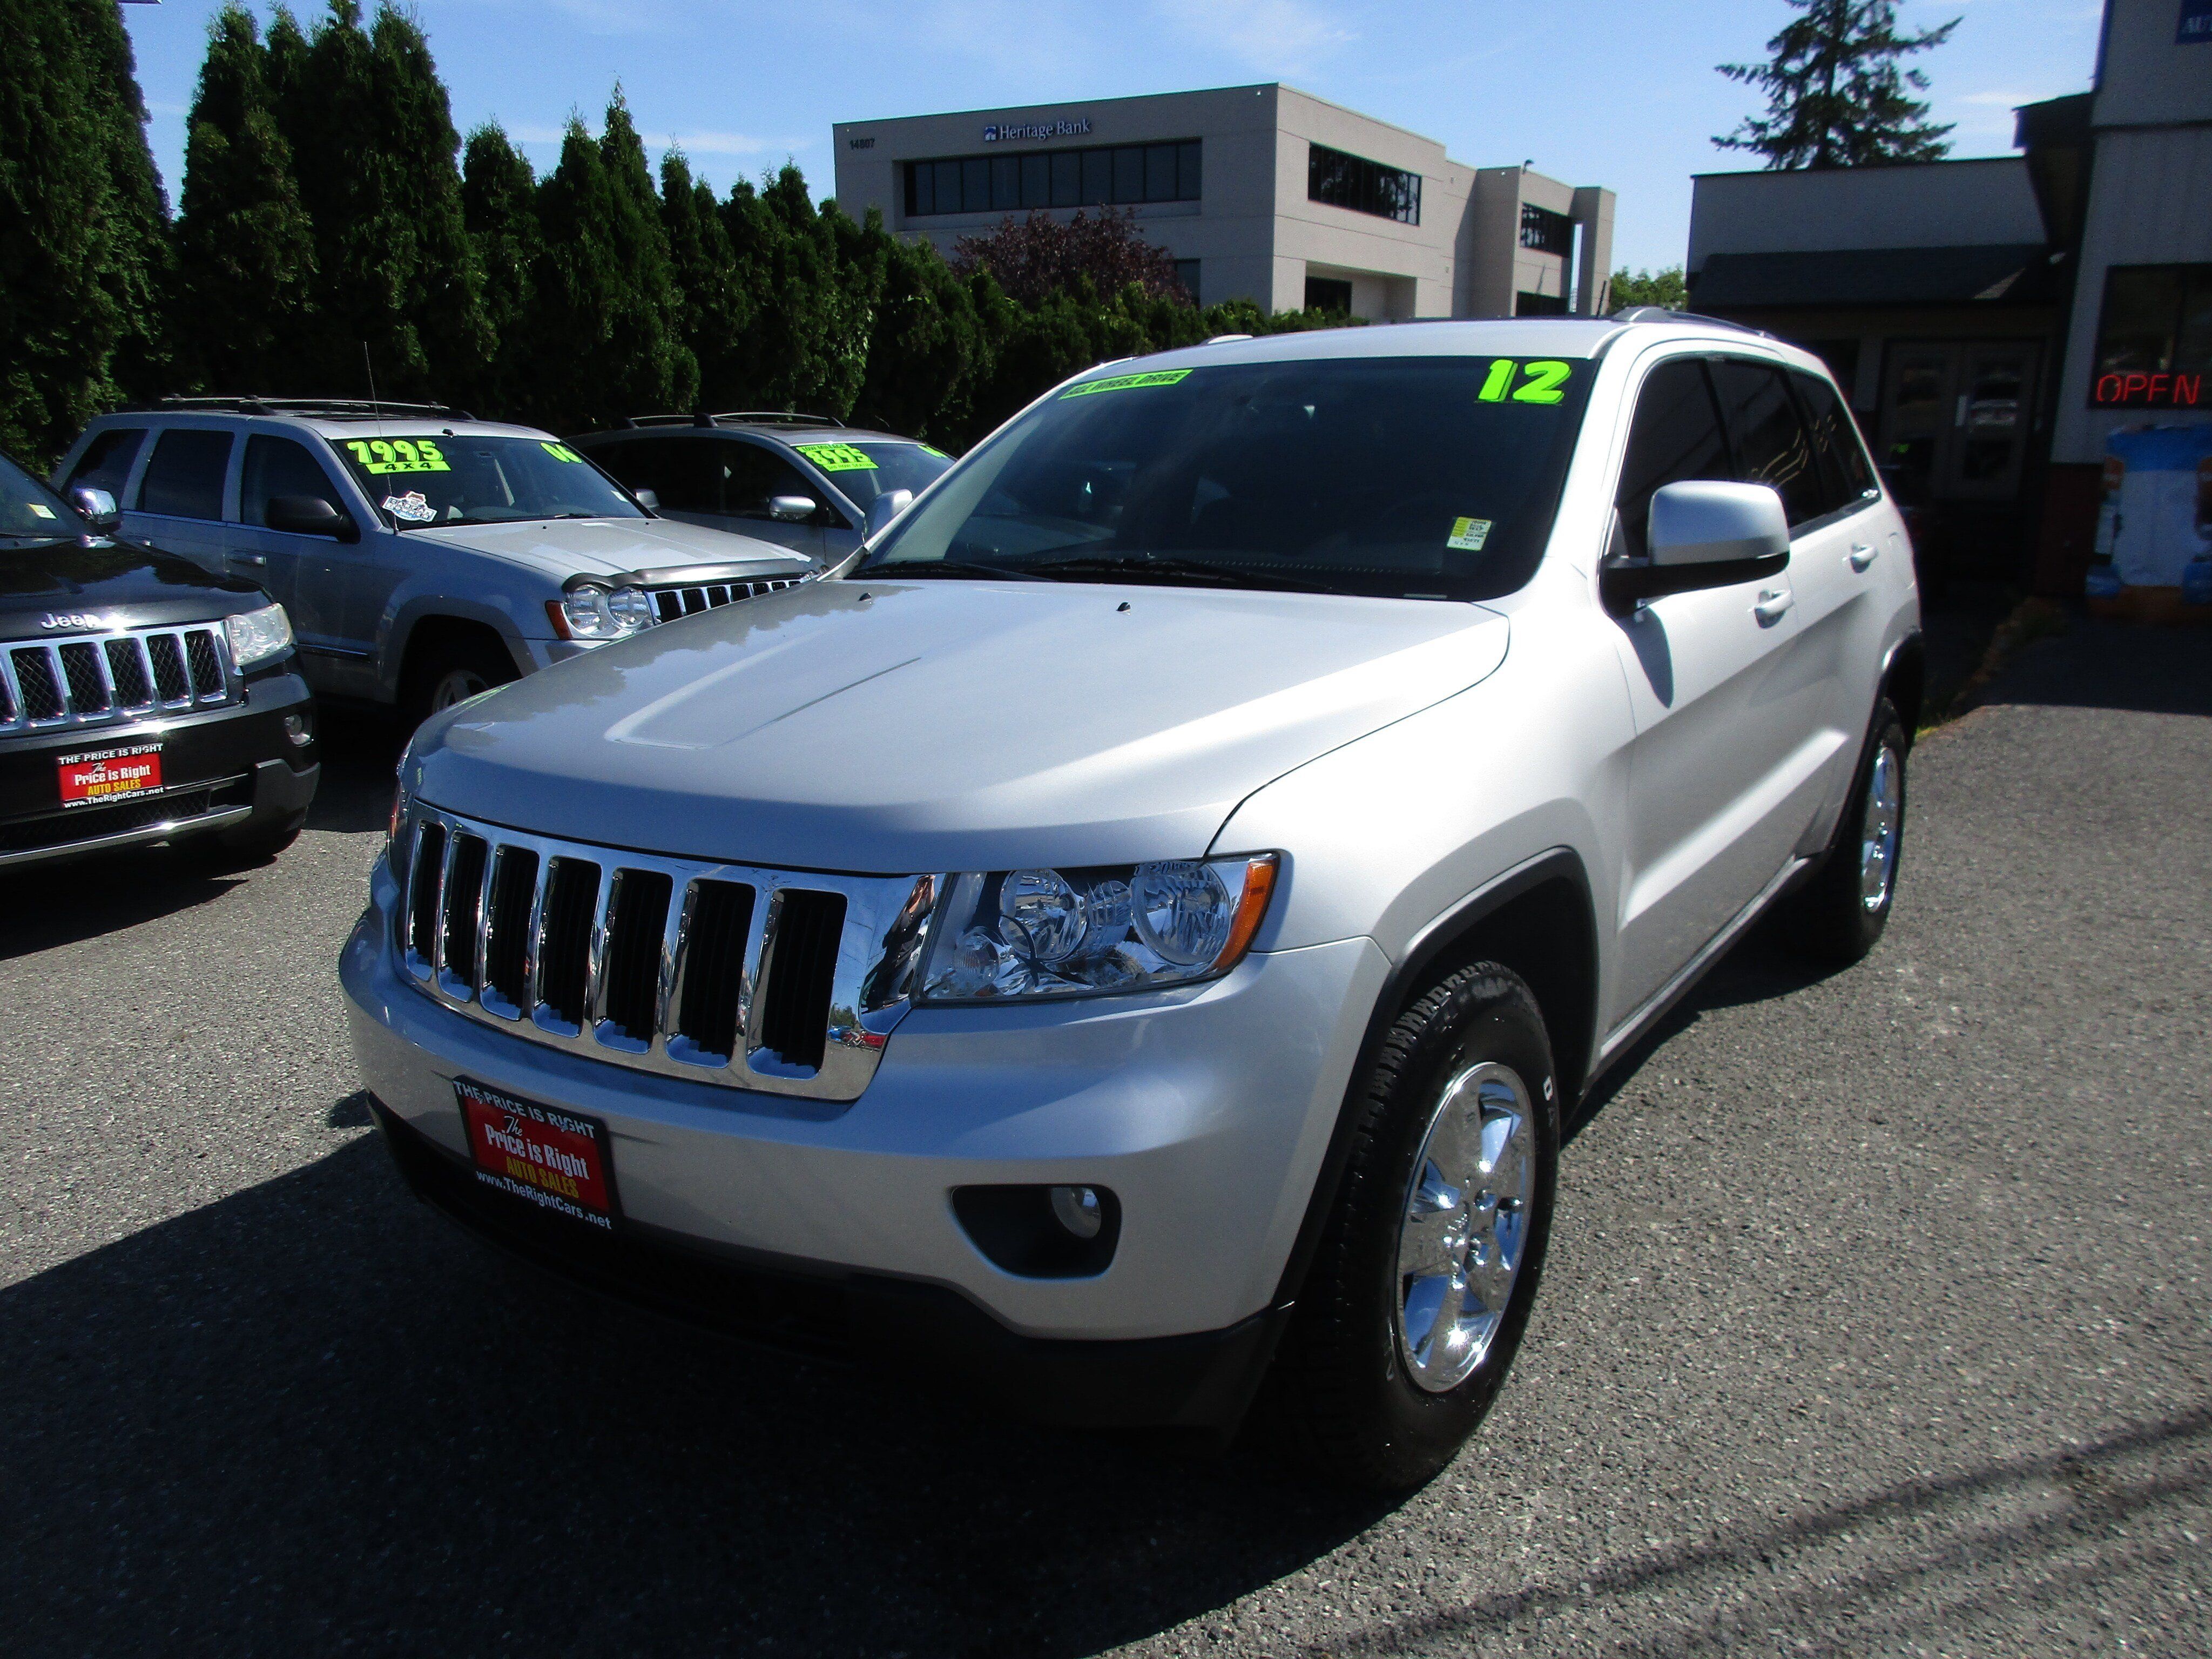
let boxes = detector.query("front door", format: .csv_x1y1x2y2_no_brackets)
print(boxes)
1876,341,2041,507
1604,355,1826,1026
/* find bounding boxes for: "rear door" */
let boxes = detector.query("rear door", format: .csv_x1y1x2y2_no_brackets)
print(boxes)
1606,355,1817,1021
122,426,238,575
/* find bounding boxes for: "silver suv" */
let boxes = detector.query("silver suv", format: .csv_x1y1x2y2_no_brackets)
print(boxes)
54,400,816,723
342,318,1920,1488
568,414,953,563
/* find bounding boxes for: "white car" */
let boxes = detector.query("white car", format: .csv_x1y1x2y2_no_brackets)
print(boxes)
342,315,1920,1488
54,401,816,724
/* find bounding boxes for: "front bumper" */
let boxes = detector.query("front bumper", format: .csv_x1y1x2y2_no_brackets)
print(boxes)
0,667,318,867
341,852,1387,1418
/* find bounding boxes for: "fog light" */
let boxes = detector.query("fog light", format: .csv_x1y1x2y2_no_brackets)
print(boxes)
1050,1184,1103,1240
282,711,312,747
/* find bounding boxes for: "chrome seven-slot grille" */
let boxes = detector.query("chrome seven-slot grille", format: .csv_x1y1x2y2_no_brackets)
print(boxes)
648,578,802,623
0,624,236,732
398,805,936,1102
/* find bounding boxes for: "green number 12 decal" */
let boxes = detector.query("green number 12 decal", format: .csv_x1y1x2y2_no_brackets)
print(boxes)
1478,360,1573,405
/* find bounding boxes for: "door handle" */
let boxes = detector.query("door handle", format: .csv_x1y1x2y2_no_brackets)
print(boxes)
1753,587,1793,625
1847,543,1877,572
233,552,268,567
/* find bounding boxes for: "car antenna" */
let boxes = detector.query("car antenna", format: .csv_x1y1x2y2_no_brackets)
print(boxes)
362,340,385,437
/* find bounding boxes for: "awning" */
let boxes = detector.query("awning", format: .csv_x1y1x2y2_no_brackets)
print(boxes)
1689,244,2056,310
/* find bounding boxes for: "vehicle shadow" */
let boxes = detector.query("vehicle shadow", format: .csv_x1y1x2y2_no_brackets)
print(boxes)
0,1127,1388,1655
306,703,406,834
0,852,245,961
1967,614,2212,720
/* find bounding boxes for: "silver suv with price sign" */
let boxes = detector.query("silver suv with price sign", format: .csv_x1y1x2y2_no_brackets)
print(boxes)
343,316,1921,1488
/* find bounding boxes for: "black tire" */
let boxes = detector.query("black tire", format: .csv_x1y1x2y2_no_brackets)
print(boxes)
1267,964,1560,1491
180,811,305,872
1784,696,1908,965
401,631,517,729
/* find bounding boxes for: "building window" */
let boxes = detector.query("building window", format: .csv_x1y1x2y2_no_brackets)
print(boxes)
2091,265,2212,407
1174,260,1201,302
1519,204,1572,256
1515,291,1567,317
904,140,1200,217
1306,143,1420,225
1305,275,1354,315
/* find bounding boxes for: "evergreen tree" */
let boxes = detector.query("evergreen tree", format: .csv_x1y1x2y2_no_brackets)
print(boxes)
524,97,695,434
0,0,172,464
272,1,489,399
460,123,538,418
660,151,754,414
718,166,873,419
1717,0,1959,168
170,4,318,394
851,228,984,444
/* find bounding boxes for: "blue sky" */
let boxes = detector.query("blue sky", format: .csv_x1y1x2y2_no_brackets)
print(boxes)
120,0,2107,276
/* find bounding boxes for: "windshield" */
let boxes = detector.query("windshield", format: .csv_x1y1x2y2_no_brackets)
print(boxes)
0,450,85,542
790,439,953,508
335,434,647,529
860,355,1593,599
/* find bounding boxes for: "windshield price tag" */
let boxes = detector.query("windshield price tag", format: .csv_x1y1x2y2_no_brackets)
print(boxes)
1060,368,1193,399
347,437,450,475
1446,516,1493,551
1476,360,1573,405
539,442,586,463
792,442,879,472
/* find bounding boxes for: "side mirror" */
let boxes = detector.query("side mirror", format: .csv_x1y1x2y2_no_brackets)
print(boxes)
632,487,660,512
768,494,817,523
1648,480,1789,567
69,486,120,532
267,494,359,543
864,488,914,542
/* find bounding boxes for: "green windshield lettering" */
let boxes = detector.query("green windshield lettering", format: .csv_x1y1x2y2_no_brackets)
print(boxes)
1474,360,1574,407
792,441,879,472
346,437,451,475
539,441,585,463
1059,368,1193,399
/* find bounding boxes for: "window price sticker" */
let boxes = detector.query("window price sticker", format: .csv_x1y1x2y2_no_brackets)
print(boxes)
1446,516,1493,551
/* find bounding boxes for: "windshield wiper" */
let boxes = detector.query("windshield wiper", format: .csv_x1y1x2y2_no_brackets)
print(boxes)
866,558,1048,582
1026,554,1323,593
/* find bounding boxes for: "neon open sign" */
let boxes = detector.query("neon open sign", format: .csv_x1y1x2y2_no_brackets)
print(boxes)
2093,370,2206,408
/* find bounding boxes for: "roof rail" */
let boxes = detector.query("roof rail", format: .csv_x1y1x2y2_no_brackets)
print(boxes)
1607,306,1772,338
619,410,845,429
149,395,479,421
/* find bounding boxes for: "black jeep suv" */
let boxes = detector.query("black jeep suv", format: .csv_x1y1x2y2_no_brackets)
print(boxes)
0,446,318,870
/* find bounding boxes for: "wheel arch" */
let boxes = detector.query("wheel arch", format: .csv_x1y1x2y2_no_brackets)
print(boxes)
1881,629,1926,744
1269,847,1599,1314
386,603,532,702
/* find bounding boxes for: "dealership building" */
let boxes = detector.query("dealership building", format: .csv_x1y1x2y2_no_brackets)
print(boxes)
832,85,1616,322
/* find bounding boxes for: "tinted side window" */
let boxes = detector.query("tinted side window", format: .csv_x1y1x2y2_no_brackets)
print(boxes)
1710,360,1824,528
591,437,718,514
241,435,344,526
65,428,145,498
1791,370,1877,512
137,428,234,520
1614,359,1732,559
721,442,815,519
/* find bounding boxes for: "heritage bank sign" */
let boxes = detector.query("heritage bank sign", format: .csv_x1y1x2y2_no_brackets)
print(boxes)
982,116,1095,143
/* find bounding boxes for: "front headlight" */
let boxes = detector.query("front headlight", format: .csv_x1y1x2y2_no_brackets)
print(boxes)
222,603,294,670
916,854,1278,1003
552,583,654,640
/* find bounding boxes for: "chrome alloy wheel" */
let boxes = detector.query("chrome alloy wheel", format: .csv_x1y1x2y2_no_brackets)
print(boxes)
429,666,491,713
1394,1060,1535,1392
1859,743,1903,912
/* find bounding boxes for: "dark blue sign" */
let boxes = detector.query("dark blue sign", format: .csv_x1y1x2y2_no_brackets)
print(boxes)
2181,0,2212,44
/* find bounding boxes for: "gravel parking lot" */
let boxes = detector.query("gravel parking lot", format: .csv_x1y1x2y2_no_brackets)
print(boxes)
4,621,2207,1657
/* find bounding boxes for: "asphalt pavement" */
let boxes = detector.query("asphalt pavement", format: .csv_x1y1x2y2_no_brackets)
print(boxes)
3,622,2208,1657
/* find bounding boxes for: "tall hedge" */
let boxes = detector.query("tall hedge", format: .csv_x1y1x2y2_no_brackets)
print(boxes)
0,0,170,465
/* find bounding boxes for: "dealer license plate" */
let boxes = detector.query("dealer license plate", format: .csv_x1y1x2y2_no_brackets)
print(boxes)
456,1077,618,1231
57,742,163,807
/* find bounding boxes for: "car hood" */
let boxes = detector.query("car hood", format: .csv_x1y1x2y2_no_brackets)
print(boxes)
0,535,267,638
413,579,1512,873
408,515,814,582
